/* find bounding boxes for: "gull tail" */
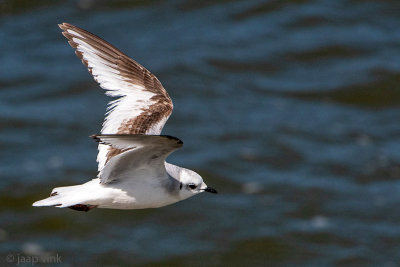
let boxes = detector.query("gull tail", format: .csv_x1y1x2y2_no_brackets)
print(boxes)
33,184,97,212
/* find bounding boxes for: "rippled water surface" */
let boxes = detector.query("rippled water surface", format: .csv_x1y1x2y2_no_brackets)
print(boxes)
1,0,400,266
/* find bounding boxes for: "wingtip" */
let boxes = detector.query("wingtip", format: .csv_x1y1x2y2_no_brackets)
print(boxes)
58,22,74,31
90,134,100,142
58,22,67,30
162,135,183,145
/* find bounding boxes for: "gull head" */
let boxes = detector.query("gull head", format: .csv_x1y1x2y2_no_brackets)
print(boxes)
178,168,217,200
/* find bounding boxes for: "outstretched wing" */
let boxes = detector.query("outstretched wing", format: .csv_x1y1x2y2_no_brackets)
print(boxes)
92,134,183,184
59,23,173,171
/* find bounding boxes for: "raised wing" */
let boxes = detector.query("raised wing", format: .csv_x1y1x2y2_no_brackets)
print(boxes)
59,23,173,171
91,134,183,184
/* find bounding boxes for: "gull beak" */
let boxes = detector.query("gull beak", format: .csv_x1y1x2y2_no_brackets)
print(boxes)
204,187,218,194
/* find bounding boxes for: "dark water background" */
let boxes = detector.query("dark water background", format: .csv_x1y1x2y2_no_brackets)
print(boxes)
1,0,400,266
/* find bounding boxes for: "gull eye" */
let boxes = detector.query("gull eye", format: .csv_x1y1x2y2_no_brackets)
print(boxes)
187,183,197,190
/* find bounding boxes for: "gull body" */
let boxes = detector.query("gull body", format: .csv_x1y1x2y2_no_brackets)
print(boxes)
33,23,217,212
36,163,204,210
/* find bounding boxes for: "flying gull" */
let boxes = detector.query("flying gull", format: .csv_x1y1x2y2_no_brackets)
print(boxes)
33,23,217,212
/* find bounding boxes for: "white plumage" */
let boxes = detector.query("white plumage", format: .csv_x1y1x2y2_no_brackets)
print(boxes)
32,23,217,212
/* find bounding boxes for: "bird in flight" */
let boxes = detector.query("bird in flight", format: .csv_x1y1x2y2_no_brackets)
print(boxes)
33,23,217,212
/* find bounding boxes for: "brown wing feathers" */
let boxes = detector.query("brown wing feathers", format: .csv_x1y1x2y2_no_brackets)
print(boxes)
59,23,170,99
59,23,173,165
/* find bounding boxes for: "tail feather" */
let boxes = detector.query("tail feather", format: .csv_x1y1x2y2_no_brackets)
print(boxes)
33,185,87,208
32,196,63,207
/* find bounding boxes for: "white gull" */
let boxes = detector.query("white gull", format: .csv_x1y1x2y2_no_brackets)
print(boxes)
33,23,217,212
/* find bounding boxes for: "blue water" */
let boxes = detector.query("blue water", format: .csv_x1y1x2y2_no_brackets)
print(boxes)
1,0,400,265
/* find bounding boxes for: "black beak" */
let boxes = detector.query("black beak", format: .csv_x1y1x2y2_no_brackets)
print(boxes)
204,187,218,194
